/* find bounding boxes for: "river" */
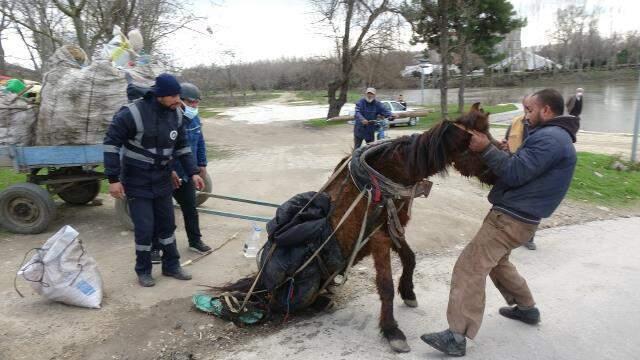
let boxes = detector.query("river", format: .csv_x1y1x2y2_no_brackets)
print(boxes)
379,79,640,133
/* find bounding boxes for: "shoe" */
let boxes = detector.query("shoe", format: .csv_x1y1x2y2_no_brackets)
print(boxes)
499,305,540,325
151,249,162,264
138,273,156,287
420,330,466,357
525,239,537,250
162,267,192,280
189,240,212,254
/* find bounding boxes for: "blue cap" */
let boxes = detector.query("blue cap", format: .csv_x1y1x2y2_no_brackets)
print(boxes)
152,73,181,97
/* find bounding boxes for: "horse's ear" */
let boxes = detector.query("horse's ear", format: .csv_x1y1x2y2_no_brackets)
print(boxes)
470,102,481,112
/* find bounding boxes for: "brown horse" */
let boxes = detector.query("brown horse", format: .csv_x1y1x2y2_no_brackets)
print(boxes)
216,103,497,352
321,103,497,352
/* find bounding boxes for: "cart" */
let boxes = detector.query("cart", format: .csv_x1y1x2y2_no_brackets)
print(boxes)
0,144,104,234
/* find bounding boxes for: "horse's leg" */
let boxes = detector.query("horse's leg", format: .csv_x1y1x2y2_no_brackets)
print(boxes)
371,236,411,353
394,241,418,308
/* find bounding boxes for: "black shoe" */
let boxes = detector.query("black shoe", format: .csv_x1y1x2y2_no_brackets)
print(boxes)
420,330,466,357
138,274,156,287
525,239,537,250
162,267,192,280
189,240,212,254
499,306,540,325
151,249,162,264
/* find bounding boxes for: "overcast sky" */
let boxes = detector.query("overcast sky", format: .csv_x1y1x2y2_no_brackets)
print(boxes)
4,0,640,69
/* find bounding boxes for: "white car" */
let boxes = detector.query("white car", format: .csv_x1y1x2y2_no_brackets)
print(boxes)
343,100,419,127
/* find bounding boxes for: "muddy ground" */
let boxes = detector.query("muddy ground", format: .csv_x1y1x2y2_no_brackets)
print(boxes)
1,110,638,360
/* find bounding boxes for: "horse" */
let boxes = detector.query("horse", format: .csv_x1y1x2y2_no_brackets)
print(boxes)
216,103,498,353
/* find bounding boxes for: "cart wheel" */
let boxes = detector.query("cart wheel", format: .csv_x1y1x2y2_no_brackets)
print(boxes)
57,180,101,205
115,197,134,231
195,173,213,207
0,183,56,234
409,117,418,126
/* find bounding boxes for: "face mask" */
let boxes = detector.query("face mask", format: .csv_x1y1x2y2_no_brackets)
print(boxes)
184,105,199,119
366,97,374,103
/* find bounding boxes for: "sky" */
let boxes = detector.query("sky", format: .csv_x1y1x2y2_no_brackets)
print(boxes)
4,0,640,70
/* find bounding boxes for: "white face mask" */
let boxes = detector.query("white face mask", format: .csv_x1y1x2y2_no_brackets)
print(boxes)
366,96,375,103
184,105,199,119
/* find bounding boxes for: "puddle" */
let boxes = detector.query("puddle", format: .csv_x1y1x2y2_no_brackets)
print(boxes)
220,104,355,124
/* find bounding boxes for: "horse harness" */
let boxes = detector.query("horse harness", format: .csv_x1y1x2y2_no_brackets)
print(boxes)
232,140,433,315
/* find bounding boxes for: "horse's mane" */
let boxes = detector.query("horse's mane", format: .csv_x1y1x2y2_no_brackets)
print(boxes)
377,120,456,180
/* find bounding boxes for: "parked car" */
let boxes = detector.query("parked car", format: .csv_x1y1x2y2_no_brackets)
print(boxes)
380,100,418,126
342,100,419,127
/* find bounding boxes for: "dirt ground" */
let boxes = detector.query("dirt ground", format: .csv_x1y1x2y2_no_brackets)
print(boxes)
1,110,638,360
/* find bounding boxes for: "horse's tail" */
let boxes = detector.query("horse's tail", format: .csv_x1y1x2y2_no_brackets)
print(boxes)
213,274,258,293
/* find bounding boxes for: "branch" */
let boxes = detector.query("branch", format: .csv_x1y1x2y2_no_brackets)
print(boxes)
0,7,64,44
350,0,390,59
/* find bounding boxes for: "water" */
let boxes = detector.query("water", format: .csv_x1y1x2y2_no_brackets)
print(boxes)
378,79,640,133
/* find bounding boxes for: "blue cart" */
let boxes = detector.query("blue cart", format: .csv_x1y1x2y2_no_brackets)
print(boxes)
0,144,104,234
1,144,277,235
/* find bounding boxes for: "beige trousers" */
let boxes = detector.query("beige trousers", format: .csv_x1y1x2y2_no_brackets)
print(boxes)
447,210,538,339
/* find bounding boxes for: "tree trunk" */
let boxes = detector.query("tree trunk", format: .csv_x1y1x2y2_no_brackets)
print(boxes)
438,0,449,119
457,42,469,114
327,79,349,118
0,36,5,73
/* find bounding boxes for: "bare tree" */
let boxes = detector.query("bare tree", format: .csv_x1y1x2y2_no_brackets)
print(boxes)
312,0,402,118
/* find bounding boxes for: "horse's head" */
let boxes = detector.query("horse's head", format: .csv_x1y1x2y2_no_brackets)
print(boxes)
447,103,498,185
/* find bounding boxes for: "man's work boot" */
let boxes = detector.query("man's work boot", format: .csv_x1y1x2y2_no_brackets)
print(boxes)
189,240,212,254
525,239,537,250
499,306,541,325
138,274,156,287
151,249,162,264
162,267,192,280
420,329,466,357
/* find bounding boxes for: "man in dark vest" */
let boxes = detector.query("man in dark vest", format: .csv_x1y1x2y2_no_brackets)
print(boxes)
104,73,205,287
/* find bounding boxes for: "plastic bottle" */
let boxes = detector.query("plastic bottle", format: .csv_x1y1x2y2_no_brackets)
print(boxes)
243,223,262,258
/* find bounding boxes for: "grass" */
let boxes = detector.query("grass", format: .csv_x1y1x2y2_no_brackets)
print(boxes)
413,103,518,130
0,169,26,191
568,152,640,206
198,91,282,112
291,90,362,105
304,103,518,129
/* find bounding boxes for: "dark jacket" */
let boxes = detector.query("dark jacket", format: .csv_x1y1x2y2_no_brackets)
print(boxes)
173,114,207,182
103,94,199,198
482,116,580,224
354,98,392,139
566,95,583,117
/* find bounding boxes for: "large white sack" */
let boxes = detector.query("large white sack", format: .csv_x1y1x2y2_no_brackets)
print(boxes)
18,225,103,309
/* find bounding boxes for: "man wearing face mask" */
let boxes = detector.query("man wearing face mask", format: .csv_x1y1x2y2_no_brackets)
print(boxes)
353,87,396,149
104,73,205,287
421,89,579,356
167,83,211,255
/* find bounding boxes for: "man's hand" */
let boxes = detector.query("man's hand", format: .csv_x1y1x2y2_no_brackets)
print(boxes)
171,171,181,189
192,174,205,191
469,131,491,153
499,139,510,152
391,113,399,119
109,182,125,199
361,119,369,125
199,166,207,177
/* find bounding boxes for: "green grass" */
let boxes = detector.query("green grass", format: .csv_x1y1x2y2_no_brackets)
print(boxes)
568,152,640,206
304,103,517,129
291,90,362,105
198,91,282,113
0,169,26,191
413,103,518,130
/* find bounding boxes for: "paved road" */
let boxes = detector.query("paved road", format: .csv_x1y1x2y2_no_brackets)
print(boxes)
215,217,640,360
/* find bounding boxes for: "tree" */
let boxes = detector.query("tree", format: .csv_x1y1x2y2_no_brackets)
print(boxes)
454,0,524,113
407,0,524,116
312,0,403,118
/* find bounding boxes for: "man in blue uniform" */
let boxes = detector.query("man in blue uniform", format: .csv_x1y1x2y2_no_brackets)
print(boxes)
353,87,396,149
104,73,205,287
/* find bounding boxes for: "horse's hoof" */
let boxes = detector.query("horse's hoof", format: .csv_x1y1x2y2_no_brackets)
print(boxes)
403,299,418,308
389,339,411,353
